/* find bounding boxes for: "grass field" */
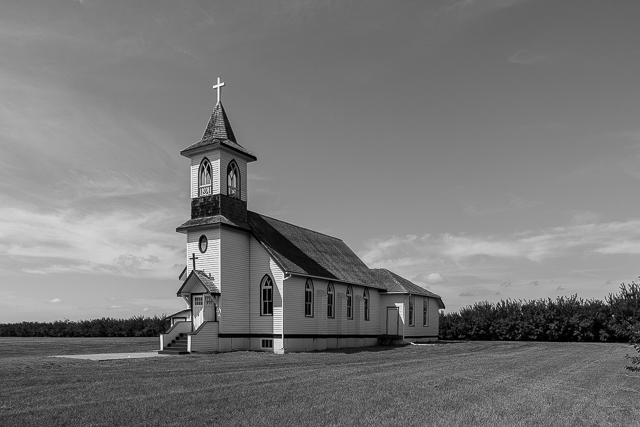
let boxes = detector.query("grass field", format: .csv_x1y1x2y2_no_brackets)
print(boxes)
0,338,638,426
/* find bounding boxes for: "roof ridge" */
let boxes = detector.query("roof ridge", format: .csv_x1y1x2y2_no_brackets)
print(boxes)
249,211,344,242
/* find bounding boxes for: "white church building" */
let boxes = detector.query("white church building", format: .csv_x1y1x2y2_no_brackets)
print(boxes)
160,80,444,354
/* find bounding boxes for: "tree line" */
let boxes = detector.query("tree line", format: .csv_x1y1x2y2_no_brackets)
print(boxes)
439,282,640,342
0,315,169,337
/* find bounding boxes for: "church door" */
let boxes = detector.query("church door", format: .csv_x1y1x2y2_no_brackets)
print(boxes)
386,307,399,336
204,295,216,322
193,295,204,330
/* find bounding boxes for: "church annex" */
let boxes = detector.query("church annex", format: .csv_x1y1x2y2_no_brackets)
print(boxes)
160,79,444,354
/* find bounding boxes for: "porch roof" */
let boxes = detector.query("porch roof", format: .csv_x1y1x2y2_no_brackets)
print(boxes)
176,270,221,296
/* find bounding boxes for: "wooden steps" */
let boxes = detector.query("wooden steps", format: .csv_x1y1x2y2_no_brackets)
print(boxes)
158,333,190,355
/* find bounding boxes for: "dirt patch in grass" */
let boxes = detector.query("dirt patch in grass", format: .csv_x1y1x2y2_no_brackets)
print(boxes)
0,340,638,426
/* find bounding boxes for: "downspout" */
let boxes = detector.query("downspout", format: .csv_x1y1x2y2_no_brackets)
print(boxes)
279,272,291,354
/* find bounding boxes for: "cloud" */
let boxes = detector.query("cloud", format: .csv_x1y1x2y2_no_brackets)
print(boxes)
509,50,548,66
459,291,476,297
500,281,512,287
361,219,640,268
556,286,566,291
0,207,182,279
413,272,446,285
529,280,540,286
142,307,149,312
49,298,62,304
108,305,123,309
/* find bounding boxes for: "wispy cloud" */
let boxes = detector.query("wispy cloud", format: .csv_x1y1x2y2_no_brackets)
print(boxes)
509,50,549,66
49,298,62,304
362,219,640,269
0,207,182,279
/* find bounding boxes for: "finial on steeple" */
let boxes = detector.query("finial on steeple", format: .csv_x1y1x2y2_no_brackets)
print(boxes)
213,77,225,105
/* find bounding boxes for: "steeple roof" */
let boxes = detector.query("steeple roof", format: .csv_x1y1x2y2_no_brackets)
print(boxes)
180,102,257,161
202,102,236,142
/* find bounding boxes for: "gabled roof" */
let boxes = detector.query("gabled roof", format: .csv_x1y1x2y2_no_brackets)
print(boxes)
247,211,385,289
180,102,257,161
371,268,445,309
176,269,221,296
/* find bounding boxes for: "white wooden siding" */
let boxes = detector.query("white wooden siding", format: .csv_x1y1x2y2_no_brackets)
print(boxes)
404,297,440,338
248,236,285,334
190,151,220,198
189,322,219,352
380,294,406,336
283,277,382,337
219,227,250,334
219,148,248,203
186,228,220,279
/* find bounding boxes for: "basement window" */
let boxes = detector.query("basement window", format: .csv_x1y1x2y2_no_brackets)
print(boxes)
261,339,273,349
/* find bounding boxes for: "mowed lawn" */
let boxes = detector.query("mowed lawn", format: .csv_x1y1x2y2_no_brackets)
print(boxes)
0,339,638,426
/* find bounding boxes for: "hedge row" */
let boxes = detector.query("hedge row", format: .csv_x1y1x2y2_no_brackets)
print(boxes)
439,282,640,342
0,315,169,337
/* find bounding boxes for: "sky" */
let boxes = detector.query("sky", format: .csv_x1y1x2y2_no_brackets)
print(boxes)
1,0,640,322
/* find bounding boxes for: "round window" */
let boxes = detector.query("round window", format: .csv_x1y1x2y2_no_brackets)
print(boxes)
199,235,208,253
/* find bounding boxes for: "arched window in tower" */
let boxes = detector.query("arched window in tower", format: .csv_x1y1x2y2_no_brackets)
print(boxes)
363,289,370,321
346,286,353,319
227,160,240,199
305,279,314,317
199,158,212,196
327,282,335,318
260,275,273,316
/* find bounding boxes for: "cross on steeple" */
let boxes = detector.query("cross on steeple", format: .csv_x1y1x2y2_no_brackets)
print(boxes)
212,76,225,104
190,253,198,271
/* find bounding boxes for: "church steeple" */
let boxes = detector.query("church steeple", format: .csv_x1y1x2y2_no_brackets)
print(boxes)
176,77,256,233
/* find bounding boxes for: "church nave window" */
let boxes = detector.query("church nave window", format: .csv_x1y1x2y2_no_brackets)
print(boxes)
327,282,335,318
363,289,370,321
305,279,314,317
409,295,415,327
199,158,212,196
227,160,240,199
261,275,273,316
423,297,429,327
346,286,353,319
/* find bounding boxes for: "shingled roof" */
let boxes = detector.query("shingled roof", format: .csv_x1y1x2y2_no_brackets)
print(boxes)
176,215,250,233
247,211,385,289
180,102,257,160
176,269,221,296
371,268,445,308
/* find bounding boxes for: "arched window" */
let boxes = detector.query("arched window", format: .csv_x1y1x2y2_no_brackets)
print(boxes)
409,295,415,327
423,297,429,327
199,158,212,196
305,279,314,317
260,275,273,316
363,289,370,321
227,160,240,199
346,286,353,319
327,282,335,318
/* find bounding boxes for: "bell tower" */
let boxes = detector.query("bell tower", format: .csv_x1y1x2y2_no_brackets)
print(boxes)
177,78,257,231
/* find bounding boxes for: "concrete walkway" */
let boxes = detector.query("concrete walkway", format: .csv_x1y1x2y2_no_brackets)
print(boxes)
53,352,170,361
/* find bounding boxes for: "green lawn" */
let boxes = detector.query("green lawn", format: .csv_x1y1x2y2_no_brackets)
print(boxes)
0,339,638,426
